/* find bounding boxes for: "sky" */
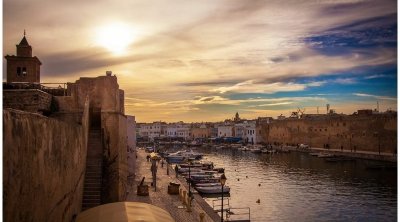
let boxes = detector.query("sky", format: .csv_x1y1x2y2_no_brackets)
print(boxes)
3,0,397,123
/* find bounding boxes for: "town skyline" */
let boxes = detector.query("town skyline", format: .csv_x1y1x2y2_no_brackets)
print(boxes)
4,0,397,122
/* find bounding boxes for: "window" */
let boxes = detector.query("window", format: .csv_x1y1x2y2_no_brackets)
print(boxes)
17,67,21,76
22,67,27,76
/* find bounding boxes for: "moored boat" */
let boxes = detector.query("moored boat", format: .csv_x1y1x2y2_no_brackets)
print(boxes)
195,185,230,194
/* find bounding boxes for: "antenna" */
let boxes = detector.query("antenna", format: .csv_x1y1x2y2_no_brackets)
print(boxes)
24,29,26,36
377,101,379,112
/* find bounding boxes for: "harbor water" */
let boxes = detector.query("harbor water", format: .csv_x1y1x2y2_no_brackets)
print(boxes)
198,148,396,221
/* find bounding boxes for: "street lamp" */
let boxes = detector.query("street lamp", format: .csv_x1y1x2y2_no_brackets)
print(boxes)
188,159,193,198
220,173,227,222
374,132,381,155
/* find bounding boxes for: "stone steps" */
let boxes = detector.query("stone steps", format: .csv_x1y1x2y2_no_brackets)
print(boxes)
82,128,103,211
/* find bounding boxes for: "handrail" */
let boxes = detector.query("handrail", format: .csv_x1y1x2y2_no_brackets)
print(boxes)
226,207,251,221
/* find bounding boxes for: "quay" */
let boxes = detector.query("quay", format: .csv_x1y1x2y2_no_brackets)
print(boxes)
288,146,397,162
127,149,220,222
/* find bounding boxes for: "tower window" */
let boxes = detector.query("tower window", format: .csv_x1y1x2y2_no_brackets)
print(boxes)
22,67,27,76
17,67,21,76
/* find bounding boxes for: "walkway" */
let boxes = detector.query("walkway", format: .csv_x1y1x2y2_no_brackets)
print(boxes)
126,149,219,222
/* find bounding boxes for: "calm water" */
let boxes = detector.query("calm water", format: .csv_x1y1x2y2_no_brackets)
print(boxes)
198,148,397,222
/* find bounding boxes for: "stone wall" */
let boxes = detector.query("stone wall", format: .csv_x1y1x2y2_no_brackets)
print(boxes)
101,112,128,202
262,113,397,153
3,89,52,114
3,100,89,222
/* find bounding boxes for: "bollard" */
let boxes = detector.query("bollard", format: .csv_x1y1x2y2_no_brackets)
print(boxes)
186,194,192,212
179,188,183,201
182,190,187,205
199,212,205,222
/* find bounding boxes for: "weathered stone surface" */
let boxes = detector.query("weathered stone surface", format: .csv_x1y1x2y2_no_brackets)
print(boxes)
3,105,89,222
261,114,397,153
3,89,52,114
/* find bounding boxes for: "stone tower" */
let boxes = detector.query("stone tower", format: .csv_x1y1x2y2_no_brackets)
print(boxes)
234,112,241,122
5,33,42,83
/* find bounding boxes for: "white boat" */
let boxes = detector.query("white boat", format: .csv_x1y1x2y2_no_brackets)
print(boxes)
317,153,334,158
250,147,262,153
195,182,221,187
165,150,204,163
238,146,250,151
195,186,230,194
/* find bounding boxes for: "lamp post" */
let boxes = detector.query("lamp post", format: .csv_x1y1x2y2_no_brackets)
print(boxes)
220,173,227,222
188,159,193,198
374,132,380,155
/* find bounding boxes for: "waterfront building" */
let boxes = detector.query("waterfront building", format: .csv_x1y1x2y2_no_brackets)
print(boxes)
191,124,212,139
138,121,166,140
165,122,191,140
218,125,234,137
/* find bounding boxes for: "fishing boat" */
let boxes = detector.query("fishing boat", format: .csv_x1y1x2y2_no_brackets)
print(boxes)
195,182,221,187
165,150,204,163
317,153,335,158
195,185,230,194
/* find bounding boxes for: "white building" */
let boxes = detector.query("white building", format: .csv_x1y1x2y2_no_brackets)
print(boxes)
244,123,257,144
218,125,234,137
166,122,191,140
138,121,166,140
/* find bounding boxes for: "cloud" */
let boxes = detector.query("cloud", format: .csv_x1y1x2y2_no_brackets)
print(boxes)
3,0,397,122
353,93,397,101
333,78,357,84
364,74,388,79
210,80,326,94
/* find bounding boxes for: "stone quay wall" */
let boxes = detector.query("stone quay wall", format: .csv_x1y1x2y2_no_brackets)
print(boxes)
3,104,89,222
261,114,397,154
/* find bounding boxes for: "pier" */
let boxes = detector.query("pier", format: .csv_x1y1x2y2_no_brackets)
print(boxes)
127,149,220,222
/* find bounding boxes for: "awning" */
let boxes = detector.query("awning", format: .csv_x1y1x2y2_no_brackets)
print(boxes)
76,202,174,222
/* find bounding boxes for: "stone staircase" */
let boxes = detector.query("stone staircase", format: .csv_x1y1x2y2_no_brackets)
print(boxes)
82,128,103,211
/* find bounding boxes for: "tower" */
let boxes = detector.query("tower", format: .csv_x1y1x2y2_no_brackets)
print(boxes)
5,32,42,83
234,112,240,122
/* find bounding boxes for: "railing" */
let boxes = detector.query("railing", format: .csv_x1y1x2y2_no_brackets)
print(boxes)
3,82,68,96
226,207,251,222
211,198,251,221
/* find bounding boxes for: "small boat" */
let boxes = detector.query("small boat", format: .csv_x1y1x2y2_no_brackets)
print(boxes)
250,147,262,153
195,182,221,187
238,146,250,151
317,153,334,158
195,186,230,194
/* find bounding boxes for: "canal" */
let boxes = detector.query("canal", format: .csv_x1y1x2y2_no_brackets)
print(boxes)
197,147,397,221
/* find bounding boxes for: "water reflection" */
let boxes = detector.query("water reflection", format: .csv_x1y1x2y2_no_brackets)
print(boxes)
199,148,396,222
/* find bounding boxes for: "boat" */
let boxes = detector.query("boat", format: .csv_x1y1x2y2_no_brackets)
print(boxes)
250,146,262,153
165,150,204,163
195,186,230,194
238,146,250,151
317,153,334,158
195,182,221,187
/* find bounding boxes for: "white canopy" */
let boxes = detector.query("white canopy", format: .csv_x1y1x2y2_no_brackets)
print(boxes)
76,202,174,222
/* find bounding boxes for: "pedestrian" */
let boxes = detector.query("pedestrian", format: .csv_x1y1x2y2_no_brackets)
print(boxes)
161,159,164,168
146,155,150,162
175,165,178,178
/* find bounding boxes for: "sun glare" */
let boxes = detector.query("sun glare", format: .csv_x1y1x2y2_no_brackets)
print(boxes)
95,22,136,55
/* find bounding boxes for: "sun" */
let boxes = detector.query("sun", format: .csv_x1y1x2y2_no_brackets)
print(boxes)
95,22,137,55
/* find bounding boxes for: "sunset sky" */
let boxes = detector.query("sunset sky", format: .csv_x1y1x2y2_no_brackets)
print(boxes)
3,0,397,122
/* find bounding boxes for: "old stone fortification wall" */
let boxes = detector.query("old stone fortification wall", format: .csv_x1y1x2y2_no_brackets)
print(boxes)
3,89,52,114
263,114,397,153
65,75,128,203
3,101,89,222
101,113,128,202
